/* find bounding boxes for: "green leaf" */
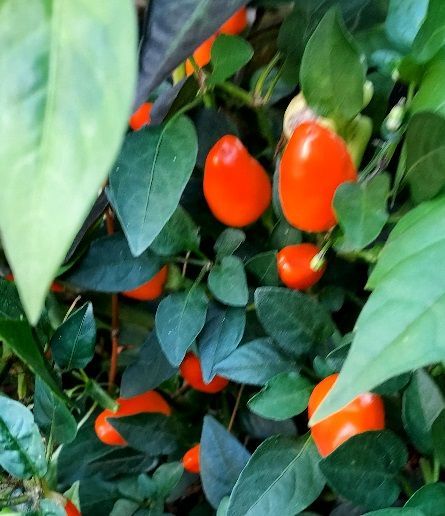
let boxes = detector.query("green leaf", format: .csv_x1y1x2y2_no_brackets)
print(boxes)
213,338,295,386
0,278,26,320
334,174,390,252
108,116,198,256
270,219,302,249
201,416,250,508
248,372,312,421
406,112,445,203
155,286,209,366
198,303,246,383
320,431,408,510
364,509,423,515
300,7,365,122
412,0,445,63
405,483,445,515
214,229,246,260
121,332,177,397
34,376,77,445
0,0,137,324
110,414,177,455
228,435,325,516
411,54,445,117
385,0,428,53
0,396,47,478
311,197,445,423
254,287,334,357
153,461,184,499
208,35,254,85
246,252,280,287
432,410,445,467
66,233,163,292
402,370,445,454
0,319,65,402
208,256,248,307
51,302,96,370
150,206,200,257
110,499,141,516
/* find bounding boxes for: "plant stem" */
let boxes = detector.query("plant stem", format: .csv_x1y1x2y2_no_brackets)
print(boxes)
217,82,255,106
253,52,280,100
228,384,245,432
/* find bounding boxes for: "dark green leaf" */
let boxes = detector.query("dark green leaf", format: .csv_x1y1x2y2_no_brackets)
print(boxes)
156,286,209,366
432,410,445,467
121,332,177,397
51,302,96,370
412,0,445,63
153,461,184,498
248,372,312,421
34,376,77,445
246,252,280,287
213,338,295,386
411,55,445,117
311,197,445,423
300,8,365,122
334,174,390,252
108,116,198,256
405,483,445,515
364,510,423,516
0,278,26,320
0,396,47,478
270,220,302,249
320,431,408,510
402,370,445,454
208,256,248,307
385,0,428,53
228,435,325,516
150,206,200,256
208,35,253,85
0,0,136,323
201,416,250,508
199,303,246,382
214,229,246,260
406,112,445,203
66,233,163,292
254,287,334,357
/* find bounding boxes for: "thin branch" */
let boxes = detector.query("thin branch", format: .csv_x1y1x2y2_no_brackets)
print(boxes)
228,384,245,432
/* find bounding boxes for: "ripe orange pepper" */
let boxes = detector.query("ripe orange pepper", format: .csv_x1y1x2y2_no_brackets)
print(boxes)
185,35,216,77
204,135,272,227
279,121,357,232
64,499,81,516
94,390,171,446
277,243,325,290
220,8,248,35
180,353,229,393
123,266,168,301
308,373,385,457
182,444,201,474
129,102,153,131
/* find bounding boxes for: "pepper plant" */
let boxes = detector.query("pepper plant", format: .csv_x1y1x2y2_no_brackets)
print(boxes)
1,0,445,515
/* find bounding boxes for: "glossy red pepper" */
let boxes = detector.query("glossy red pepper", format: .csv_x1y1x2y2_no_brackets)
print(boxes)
123,266,168,301
277,243,325,290
182,444,201,474
220,8,248,35
185,35,216,76
129,102,153,131
65,499,81,516
180,353,229,394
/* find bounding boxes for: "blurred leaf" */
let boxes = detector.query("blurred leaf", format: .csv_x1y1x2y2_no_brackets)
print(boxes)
208,35,253,85
0,396,47,478
108,116,198,256
248,372,312,421
199,303,246,382
246,252,280,287
402,370,445,454
228,435,324,516
432,410,445,467
51,302,96,370
150,206,200,257
201,416,250,508
406,112,445,203
0,0,136,324
39,500,66,516
213,338,295,385
405,483,445,515
34,376,77,445
412,0,445,63
254,287,334,357
300,8,365,122
320,431,408,510
151,77,199,126
110,414,178,455
208,256,248,307
312,197,445,423
385,0,428,53
66,233,163,292
153,461,184,498
135,0,248,104
110,499,141,516
121,333,177,397
411,54,445,117
240,411,297,439
334,174,390,252
0,278,26,319
214,229,246,260
156,286,209,366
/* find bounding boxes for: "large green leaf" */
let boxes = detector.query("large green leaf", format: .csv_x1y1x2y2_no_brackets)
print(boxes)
311,197,445,424
254,287,334,357
0,0,137,324
411,54,445,117
405,483,445,515
385,0,428,53
208,256,248,307
412,0,445,63
51,302,96,370
108,116,198,256
208,35,254,86
320,431,408,510
406,112,445,203
0,396,47,478
300,7,365,122
227,435,325,516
